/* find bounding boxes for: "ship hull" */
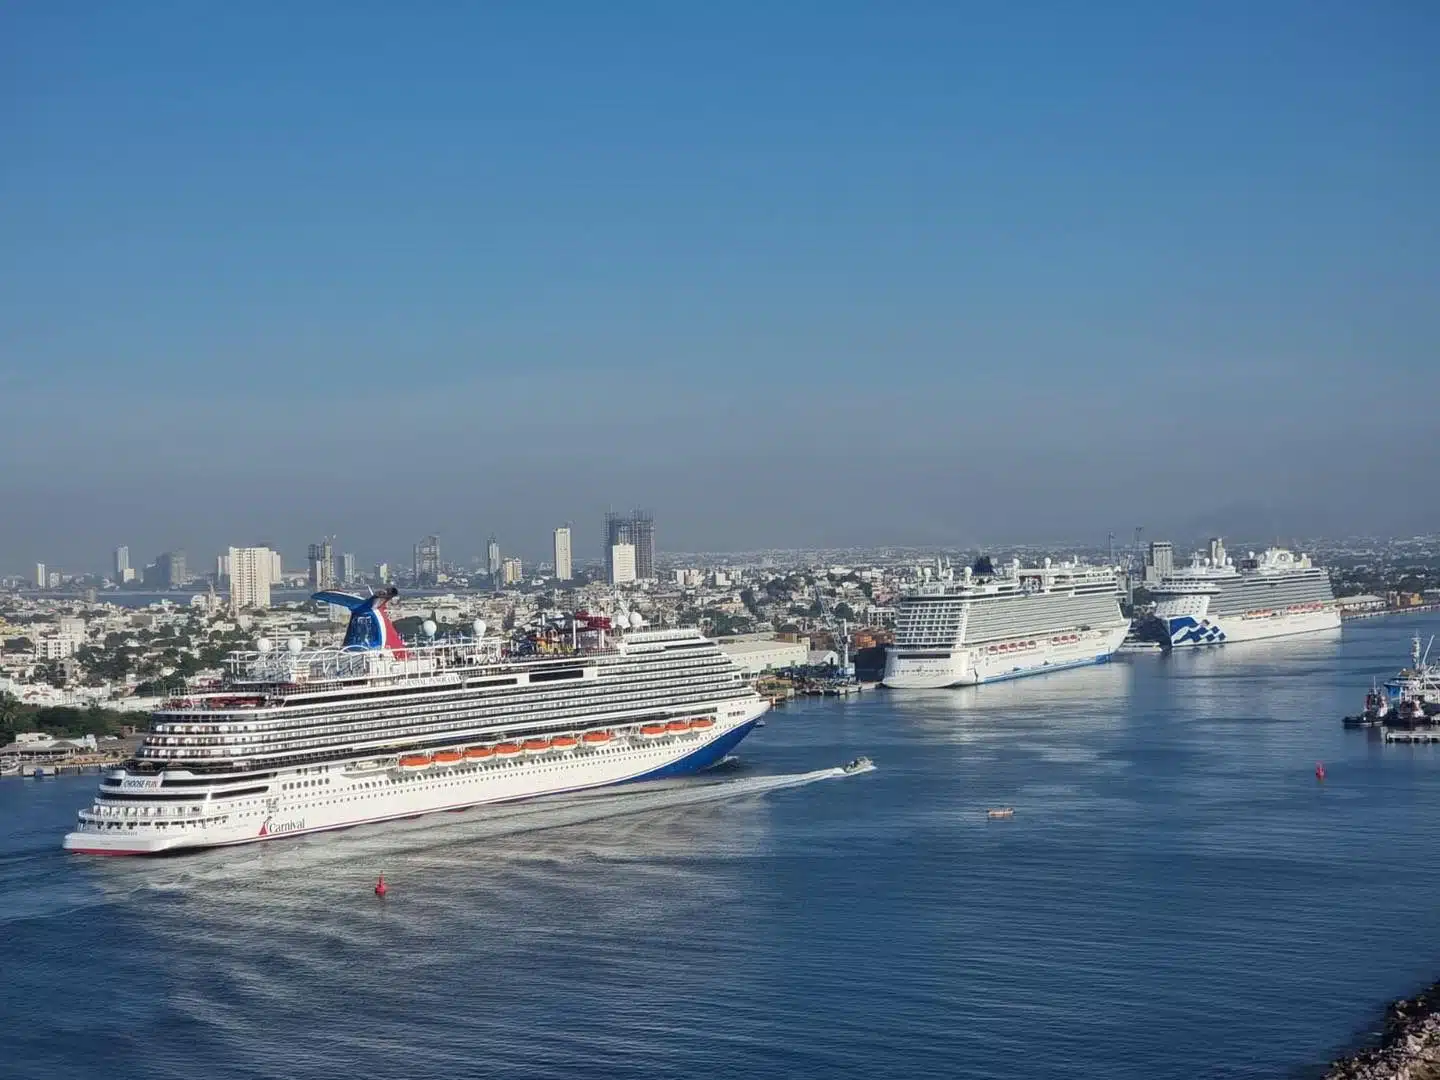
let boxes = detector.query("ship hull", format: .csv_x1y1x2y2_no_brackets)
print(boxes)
1163,607,1341,649
883,625,1128,689
63,705,766,856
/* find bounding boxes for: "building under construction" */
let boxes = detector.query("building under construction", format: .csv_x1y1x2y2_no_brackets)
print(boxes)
605,510,656,581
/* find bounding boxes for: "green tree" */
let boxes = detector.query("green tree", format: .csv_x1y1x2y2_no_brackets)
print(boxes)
0,691,22,742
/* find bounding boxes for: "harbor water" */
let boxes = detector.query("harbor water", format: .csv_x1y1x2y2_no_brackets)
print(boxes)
3,615,1439,1079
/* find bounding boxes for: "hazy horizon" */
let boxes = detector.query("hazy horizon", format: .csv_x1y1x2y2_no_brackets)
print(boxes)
4,4,1437,575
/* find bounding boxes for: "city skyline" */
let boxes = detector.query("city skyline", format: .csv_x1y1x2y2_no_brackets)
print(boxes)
3,5,1437,571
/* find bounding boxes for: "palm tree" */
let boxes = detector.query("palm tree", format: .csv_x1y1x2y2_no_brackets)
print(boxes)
0,691,23,737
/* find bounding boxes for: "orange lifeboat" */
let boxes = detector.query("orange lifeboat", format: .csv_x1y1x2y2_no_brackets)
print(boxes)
639,724,668,739
398,754,432,771
689,717,715,730
433,750,464,768
583,731,612,744
666,720,690,734
465,746,494,760
494,742,522,757
523,738,552,756
551,735,578,750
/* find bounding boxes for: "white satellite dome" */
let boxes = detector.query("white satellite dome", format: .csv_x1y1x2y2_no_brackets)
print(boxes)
422,619,437,638
472,619,486,638
286,637,303,654
256,637,273,654
628,611,644,629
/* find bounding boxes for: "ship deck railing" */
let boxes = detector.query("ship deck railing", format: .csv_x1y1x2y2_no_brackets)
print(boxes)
211,641,616,699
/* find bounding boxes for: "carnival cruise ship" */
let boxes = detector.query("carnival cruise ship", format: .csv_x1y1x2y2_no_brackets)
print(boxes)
883,559,1129,689
63,590,767,855
1149,539,1340,648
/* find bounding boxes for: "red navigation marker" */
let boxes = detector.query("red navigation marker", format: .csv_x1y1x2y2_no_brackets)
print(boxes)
1315,762,1326,782
374,874,388,897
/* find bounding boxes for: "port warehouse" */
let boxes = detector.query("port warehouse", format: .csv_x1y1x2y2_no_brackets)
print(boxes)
717,636,811,676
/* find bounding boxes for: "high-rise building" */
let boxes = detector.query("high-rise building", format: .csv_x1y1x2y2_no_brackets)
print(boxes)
501,556,524,586
610,542,637,585
604,513,630,581
553,526,573,581
606,510,655,581
1145,540,1175,584
486,535,501,577
340,552,356,584
34,562,46,590
308,539,335,591
217,553,231,580
630,510,655,581
113,546,130,580
375,562,390,585
229,547,273,611
156,550,187,589
414,535,441,585
270,550,284,585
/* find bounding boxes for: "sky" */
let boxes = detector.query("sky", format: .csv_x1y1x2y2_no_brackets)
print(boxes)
2,2,1437,574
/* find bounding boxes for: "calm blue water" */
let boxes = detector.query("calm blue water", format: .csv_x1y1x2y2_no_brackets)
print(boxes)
4,615,1440,1080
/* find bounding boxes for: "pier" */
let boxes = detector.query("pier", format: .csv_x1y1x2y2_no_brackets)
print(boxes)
1382,730,1440,744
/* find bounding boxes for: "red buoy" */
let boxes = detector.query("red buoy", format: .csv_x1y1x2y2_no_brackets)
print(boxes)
374,874,388,897
1315,762,1326,782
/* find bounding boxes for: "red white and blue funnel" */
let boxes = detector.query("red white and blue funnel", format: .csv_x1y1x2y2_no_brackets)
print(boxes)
312,587,406,655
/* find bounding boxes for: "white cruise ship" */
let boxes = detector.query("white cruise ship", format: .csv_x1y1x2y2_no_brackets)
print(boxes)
1150,539,1340,648
63,590,767,856
883,559,1129,689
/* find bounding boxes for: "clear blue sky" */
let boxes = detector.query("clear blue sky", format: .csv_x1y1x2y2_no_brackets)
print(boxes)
2,2,1436,573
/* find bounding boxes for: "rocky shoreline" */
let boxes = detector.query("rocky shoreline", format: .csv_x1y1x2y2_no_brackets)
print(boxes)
1325,981,1440,1080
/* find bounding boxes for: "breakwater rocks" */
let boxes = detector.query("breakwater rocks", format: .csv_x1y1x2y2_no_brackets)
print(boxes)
1326,981,1440,1080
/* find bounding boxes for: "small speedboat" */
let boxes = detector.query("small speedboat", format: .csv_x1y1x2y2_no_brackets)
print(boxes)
841,756,873,774
986,807,1015,819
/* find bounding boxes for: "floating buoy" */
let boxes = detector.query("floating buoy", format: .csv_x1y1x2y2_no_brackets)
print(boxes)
374,874,388,898
1315,762,1326,782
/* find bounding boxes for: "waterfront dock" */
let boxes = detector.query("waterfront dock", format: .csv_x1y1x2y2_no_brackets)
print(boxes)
11,754,127,778
1382,729,1440,744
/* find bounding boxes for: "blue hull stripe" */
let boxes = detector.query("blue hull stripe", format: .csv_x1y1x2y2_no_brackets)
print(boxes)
626,718,761,782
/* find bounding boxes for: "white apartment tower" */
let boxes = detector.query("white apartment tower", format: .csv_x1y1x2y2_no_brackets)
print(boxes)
610,542,637,585
229,547,274,611
114,546,130,579
553,527,573,581
35,563,46,590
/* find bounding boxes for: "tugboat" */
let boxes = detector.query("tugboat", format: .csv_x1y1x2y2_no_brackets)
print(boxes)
1343,684,1391,728
1344,636,1440,729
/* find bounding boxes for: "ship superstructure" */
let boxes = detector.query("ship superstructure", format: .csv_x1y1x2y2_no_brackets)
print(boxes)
883,559,1128,689
64,590,767,855
1149,539,1339,648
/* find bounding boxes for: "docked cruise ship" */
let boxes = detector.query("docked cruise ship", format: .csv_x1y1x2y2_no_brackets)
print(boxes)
1149,539,1340,648
883,559,1129,689
63,590,767,855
